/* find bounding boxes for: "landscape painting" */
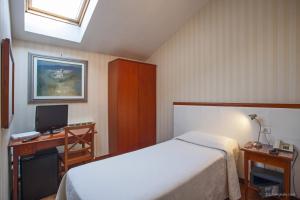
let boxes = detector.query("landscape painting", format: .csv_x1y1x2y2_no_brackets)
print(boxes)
28,53,88,103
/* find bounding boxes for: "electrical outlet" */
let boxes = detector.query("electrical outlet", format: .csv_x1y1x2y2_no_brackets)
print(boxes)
262,127,271,134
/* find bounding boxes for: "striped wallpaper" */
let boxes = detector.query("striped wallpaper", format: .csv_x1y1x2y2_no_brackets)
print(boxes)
147,0,300,142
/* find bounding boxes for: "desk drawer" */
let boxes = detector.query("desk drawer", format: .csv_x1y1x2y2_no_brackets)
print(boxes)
18,145,36,156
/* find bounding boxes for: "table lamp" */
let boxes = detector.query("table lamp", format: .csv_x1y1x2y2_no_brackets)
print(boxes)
248,114,262,148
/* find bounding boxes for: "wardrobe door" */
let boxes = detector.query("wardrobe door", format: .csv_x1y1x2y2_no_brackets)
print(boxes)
108,61,119,154
138,63,156,148
117,60,139,153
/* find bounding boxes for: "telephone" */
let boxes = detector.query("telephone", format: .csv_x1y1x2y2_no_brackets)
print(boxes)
274,140,294,152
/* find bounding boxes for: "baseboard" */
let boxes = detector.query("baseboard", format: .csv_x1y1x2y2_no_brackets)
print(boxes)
94,154,113,161
239,177,244,184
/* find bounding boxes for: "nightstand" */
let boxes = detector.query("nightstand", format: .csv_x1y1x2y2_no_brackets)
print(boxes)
241,143,294,200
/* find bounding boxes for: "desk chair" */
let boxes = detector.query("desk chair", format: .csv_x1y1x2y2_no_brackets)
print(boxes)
60,123,96,173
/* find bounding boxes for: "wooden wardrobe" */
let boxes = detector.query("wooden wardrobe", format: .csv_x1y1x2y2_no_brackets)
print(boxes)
108,58,156,155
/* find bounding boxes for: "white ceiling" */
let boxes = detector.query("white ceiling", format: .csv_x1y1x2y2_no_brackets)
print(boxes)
11,0,209,60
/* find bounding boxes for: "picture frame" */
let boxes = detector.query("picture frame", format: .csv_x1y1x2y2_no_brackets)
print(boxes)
28,53,88,104
1,38,15,129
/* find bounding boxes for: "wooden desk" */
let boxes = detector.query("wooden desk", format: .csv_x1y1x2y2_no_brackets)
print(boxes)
241,144,294,200
9,130,97,200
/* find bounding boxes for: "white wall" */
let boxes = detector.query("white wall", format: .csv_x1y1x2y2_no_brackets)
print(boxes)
0,0,12,199
12,40,117,157
147,0,300,142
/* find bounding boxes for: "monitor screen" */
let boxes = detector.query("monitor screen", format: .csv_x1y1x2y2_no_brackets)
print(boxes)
35,105,68,133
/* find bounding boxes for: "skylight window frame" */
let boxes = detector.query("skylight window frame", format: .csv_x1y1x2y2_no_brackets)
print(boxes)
25,0,90,26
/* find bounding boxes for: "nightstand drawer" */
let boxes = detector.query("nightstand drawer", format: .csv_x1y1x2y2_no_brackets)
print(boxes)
247,152,287,168
248,153,270,163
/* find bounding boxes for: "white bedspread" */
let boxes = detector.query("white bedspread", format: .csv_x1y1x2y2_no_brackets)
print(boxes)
56,139,230,200
175,131,241,200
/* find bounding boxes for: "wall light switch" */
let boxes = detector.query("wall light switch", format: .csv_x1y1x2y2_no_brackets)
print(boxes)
262,127,271,134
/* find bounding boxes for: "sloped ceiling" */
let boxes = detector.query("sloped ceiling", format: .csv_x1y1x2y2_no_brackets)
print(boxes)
11,0,209,60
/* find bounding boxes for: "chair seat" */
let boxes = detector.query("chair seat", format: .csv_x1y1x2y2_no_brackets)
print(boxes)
59,150,93,167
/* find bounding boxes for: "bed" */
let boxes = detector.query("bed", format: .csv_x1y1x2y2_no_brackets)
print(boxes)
56,131,241,200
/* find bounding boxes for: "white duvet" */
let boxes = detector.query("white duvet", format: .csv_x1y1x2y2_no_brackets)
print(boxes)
56,131,241,200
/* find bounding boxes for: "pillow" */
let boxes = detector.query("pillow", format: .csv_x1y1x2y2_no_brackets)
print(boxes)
175,131,240,161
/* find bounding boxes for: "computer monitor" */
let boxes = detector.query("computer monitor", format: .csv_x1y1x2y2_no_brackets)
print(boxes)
35,105,68,134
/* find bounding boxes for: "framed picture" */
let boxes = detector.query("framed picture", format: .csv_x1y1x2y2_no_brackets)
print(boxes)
1,38,15,128
28,53,88,103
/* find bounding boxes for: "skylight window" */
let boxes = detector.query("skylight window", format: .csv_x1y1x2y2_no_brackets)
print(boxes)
26,0,90,25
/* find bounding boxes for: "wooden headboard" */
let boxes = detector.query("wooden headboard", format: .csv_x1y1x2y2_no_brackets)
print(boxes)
174,102,300,109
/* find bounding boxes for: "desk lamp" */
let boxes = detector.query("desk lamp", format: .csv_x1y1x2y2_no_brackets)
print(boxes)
248,114,262,148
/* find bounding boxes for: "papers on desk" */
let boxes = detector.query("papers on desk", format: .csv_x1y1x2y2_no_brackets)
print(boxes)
11,131,40,140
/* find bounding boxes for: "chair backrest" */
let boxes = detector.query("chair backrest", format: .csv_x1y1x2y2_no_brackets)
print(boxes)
64,123,96,162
